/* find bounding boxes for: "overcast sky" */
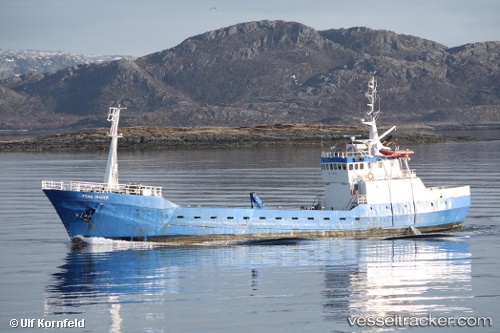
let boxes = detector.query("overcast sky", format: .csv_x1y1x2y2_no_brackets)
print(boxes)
1,0,499,56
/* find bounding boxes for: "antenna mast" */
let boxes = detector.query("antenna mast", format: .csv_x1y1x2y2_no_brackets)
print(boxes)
365,73,380,122
104,105,126,190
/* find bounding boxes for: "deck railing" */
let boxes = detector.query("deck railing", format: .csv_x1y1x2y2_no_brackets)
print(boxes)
42,180,163,197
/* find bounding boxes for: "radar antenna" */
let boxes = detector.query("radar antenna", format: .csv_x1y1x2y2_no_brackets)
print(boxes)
343,134,361,152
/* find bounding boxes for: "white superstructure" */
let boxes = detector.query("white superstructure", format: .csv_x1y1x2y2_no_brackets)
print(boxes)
319,74,467,213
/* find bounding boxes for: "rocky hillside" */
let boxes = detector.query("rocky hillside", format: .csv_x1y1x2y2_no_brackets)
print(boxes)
0,21,499,131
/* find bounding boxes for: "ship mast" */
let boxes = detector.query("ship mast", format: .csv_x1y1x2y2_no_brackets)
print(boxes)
362,73,395,155
365,74,380,130
104,105,126,190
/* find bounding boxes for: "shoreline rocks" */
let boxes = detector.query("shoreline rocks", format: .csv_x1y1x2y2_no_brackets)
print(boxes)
0,123,491,152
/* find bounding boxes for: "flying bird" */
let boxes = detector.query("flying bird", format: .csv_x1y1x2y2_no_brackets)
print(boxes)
209,6,224,11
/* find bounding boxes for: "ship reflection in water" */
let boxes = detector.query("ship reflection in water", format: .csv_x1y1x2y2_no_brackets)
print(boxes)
45,237,471,332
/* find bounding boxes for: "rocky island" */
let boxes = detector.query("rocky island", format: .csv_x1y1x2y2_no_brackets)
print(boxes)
0,123,485,152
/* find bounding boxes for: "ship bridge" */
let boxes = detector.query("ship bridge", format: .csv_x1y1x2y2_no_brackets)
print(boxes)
320,148,416,211
317,74,420,211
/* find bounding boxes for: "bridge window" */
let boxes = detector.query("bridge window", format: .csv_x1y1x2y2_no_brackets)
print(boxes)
349,164,353,170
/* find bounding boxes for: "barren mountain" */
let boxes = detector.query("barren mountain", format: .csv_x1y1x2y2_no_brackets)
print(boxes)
0,21,499,131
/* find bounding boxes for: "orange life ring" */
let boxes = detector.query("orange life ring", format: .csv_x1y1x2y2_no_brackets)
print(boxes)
367,173,374,180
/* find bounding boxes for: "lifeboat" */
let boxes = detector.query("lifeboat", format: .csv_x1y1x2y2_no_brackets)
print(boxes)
379,148,414,158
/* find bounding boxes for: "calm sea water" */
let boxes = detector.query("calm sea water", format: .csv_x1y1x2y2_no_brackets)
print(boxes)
1,139,499,332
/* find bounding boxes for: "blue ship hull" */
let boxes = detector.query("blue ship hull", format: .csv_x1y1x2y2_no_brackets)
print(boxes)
43,189,470,244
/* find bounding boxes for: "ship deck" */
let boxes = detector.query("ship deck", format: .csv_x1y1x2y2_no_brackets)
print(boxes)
42,180,163,197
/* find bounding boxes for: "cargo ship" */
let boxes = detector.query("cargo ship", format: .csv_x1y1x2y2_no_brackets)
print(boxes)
42,75,470,244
